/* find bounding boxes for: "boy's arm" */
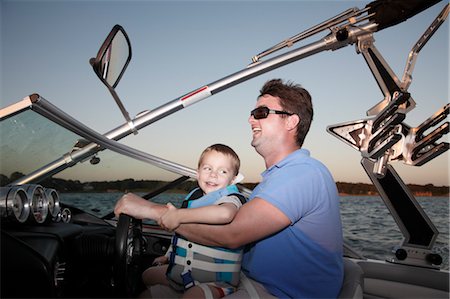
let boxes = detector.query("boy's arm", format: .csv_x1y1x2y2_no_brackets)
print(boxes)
159,202,239,231
178,203,238,223
114,192,168,220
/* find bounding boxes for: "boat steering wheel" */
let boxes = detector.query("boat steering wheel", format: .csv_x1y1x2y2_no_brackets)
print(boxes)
114,214,144,297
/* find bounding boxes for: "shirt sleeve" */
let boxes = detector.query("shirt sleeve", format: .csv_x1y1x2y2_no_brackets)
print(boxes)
254,164,319,224
214,195,243,209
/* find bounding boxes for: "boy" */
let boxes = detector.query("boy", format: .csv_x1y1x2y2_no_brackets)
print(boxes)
141,144,245,298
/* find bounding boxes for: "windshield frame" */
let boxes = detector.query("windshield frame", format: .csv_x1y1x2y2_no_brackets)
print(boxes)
1,94,198,186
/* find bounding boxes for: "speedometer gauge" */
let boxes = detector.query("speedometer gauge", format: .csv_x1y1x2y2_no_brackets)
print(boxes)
25,185,49,223
45,188,61,219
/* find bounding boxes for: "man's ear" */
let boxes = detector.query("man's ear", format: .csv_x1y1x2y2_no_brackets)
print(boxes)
286,114,300,131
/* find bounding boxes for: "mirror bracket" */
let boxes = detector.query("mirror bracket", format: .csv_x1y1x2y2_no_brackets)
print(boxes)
108,86,138,135
90,24,136,134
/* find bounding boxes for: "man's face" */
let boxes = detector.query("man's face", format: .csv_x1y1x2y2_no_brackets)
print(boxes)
249,94,289,156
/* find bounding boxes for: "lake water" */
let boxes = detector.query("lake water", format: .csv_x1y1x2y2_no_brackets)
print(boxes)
60,193,449,270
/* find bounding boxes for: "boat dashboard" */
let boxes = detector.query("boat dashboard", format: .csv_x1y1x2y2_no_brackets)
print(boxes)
1,184,67,224
1,184,171,298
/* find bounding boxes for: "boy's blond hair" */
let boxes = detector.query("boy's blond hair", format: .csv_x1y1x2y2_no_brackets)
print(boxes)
198,144,240,176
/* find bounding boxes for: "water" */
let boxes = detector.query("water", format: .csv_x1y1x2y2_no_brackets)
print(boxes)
340,196,449,270
60,193,449,270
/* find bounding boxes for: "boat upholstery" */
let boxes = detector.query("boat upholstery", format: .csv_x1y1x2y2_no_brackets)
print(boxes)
338,258,364,299
359,260,449,298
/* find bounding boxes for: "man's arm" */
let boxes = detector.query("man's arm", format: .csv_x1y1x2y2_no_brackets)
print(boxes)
175,198,291,249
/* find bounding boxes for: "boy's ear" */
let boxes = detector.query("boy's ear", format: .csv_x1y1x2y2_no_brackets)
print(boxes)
232,173,245,184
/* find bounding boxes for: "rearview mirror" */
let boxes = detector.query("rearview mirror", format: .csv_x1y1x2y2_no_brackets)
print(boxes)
90,25,137,134
90,25,131,88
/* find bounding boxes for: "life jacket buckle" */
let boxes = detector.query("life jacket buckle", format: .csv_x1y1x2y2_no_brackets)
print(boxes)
181,269,196,289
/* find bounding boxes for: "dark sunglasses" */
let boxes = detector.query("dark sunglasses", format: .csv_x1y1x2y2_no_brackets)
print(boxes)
250,106,293,119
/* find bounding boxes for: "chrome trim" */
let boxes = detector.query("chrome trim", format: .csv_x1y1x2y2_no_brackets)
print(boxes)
0,186,30,223
45,188,61,218
25,184,48,224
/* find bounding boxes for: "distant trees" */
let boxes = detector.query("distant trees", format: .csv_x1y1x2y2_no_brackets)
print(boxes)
0,173,448,196
336,182,378,195
0,172,25,186
39,177,199,193
0,172,198,193
335,181,449,196
0,174,8,186
407,184,449,197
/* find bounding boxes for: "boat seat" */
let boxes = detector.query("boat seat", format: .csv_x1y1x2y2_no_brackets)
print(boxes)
338,258,364,299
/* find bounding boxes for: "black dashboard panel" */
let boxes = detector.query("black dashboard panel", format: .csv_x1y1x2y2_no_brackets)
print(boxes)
1,220,116,298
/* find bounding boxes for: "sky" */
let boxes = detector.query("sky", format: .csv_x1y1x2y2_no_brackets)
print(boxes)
1,0,449,186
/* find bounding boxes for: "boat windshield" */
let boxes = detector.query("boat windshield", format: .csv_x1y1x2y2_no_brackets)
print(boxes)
1,109,80,177
0,105,191,218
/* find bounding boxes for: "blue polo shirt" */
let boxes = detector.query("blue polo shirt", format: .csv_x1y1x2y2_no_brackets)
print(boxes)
242,149,343,298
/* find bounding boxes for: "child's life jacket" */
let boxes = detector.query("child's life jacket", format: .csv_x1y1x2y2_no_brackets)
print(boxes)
166,185,247,290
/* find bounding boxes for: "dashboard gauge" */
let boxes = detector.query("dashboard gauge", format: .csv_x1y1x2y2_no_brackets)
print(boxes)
0,186,31,223
25,185,49,223
60,208,72,223
45,188,61,218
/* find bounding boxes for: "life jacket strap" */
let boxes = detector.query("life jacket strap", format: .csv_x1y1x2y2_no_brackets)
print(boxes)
175,237,242,262
167,235,178,274
174,255,241,272
241,272,260,299
198,284,214,299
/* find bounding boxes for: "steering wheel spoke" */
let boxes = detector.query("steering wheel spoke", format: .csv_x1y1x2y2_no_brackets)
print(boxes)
114,214,143,297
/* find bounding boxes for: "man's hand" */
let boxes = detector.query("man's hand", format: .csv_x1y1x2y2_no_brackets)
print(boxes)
158,203,180,231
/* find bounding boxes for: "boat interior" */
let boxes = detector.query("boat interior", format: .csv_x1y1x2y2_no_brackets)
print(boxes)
1,1,449,298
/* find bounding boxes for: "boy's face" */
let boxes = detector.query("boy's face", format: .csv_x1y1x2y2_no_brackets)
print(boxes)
197,151,236,194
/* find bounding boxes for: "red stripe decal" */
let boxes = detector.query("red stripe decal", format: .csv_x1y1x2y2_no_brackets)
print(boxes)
180,86,208,101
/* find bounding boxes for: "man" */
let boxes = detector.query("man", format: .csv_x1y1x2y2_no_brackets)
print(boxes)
115,79,343,298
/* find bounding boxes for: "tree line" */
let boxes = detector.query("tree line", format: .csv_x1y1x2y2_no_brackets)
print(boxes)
0,172,198,193
1,172,448,196
335,182,449,196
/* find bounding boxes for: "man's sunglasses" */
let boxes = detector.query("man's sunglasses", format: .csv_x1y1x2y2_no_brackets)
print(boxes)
250,106,293,119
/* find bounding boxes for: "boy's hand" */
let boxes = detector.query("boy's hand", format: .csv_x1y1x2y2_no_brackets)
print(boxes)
114,192,169,220
152,255,169,266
